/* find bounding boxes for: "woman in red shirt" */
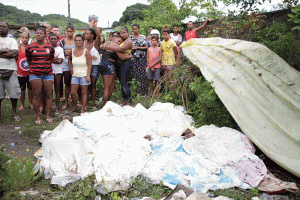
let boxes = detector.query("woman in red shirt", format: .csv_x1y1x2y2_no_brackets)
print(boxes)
25,27,55,124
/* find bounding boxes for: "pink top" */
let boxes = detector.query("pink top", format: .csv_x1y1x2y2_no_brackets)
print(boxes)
148,46,161,69
185,29,197,41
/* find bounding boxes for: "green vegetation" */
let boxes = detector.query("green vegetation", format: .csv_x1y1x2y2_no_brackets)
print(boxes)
112,3,150,27
0,3,88,28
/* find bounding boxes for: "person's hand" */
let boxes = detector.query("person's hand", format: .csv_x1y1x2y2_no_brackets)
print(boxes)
176,59,179,67
151,67,155,72
70,69,74,76
132,46,137,50
86,75,91,83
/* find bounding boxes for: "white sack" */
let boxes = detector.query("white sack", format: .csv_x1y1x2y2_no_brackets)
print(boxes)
181,38,300,177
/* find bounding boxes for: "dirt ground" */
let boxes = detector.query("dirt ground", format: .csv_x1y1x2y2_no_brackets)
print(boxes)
0,123,41,159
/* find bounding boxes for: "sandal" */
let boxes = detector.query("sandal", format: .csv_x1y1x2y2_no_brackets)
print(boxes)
55,111,60,117
46,118,53,123
35,120,42,125
92,106,97,111
62,105,67,110
13,116,21,122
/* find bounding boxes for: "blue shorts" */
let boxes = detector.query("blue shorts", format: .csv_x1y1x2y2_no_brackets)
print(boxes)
29,74,54,82
61,59,70,72
71,76,91,85
91,65,99,78
99,59,115,76
147,68,161,81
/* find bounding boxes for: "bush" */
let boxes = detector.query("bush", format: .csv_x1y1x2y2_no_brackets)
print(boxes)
0,145,42,198
253,21,300,71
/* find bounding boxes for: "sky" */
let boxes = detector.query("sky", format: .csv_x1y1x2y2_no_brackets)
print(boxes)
1,0,284,27
1,0,149,27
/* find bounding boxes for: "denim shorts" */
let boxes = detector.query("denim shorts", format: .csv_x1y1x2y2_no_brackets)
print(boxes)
99,59,115,76
91,65,99,78
61,59,70,72
71,76,91,85
147,68,161,81
29,74,54,82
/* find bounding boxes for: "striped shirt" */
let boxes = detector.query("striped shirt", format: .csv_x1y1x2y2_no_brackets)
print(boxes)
25,42,54,75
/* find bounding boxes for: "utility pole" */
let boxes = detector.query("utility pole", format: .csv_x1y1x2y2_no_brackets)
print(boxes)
68,0,71,24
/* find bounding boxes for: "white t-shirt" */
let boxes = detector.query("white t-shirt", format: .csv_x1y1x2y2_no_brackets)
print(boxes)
0,37,18,70
90,46,100,65
52,46,65,74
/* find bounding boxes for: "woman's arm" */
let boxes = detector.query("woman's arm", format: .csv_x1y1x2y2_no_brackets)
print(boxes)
89,16,101,51
116,52,132,60
85,49,92,83
64,49,72,57
135,43,148,51
105,39,132,52
52,58,63,64
68,54,73,75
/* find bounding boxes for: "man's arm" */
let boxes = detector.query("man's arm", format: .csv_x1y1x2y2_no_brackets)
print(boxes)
194,18,214,33
0,49,18,59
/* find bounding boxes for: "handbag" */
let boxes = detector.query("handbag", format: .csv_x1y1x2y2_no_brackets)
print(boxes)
0,69,13,80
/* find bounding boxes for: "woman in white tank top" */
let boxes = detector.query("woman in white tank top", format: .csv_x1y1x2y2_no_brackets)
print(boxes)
68,34,92,114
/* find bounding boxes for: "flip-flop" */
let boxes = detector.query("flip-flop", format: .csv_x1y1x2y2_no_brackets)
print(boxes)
92,106,97,111
46,118,53,123
62,105,67,110
13,116,21,122
35,120,42,125
55,112,60,117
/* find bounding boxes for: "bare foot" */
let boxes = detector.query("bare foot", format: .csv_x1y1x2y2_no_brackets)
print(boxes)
29,104,34,109
18,105,24,111
71,107,78,112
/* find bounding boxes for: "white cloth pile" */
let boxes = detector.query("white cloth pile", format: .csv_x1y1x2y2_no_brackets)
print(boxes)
39,101,266,194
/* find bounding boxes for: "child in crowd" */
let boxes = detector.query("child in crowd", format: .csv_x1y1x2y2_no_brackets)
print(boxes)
146,35,162,98
161,29,178,85
49,33,64,116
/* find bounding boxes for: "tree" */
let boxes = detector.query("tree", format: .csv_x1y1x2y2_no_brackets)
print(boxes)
131,0,219,35
113,3,149,27
222,0,299,11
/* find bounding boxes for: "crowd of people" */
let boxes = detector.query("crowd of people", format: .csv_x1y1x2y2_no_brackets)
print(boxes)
0,18,212,124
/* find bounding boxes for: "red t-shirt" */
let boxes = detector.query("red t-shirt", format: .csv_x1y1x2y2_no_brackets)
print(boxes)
25,42,54,75
16,45,30,76
185,29,197,41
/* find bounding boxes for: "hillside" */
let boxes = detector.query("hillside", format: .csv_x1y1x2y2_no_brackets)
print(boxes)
0,3,88,28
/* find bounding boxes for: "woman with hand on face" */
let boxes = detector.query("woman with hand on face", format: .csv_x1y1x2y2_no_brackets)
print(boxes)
49,33,64,116
84,27,101,110
60,24,75,110
69,34,92,114
104,27,133,106
25,27,55,124
17,32,33,111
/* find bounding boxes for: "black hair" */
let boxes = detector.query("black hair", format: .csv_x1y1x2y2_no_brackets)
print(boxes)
113,35,121,39
66,24,75,31
188,21,193,24
51,25,59,29
149,26,154,29
162,29,170,34
173,24,179,28
112,31,120,36
0,20,9,28
74,34,84,41
151,35,159,41
109,32,113,36
49,33,59,39
36,26,46,35
87,28,97,40
101,35,106,43
132,23,140,29
121,26,129,33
